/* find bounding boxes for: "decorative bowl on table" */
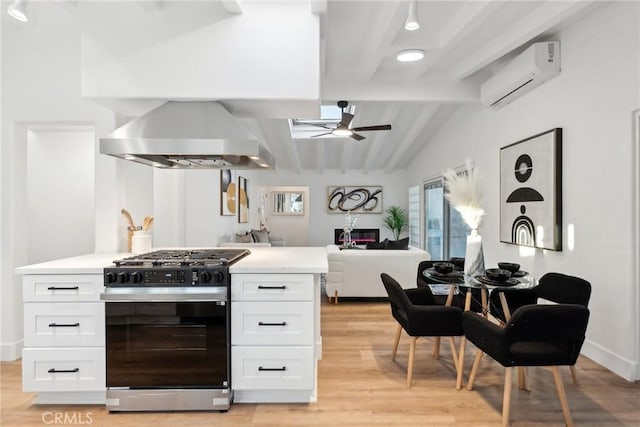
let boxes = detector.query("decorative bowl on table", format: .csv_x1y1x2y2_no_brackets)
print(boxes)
433,262,455,275
497,262,520,274
449,257,465,270
485,268,512,282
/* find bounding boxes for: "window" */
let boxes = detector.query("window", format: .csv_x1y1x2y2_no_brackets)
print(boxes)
408,186,420,247
423,178,470,260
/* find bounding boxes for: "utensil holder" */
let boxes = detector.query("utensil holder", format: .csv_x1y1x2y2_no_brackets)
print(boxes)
131,230,152,254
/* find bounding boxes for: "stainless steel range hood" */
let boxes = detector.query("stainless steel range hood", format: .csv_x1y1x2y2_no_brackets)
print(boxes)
100,101,275,169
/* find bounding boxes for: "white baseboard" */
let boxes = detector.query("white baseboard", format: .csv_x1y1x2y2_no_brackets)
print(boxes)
0,339,23,361
582,338,638,382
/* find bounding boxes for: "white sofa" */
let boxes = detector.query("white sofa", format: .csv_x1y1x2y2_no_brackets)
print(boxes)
325,244,430,302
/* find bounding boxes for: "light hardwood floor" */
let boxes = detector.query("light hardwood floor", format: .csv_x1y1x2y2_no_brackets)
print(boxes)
2,301,639,426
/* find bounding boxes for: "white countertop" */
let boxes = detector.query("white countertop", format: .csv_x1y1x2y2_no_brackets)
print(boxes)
230,247,328,274
15,253,128,275
15,247,328,275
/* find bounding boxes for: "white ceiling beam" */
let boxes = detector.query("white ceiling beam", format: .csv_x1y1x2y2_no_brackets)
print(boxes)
322,80,478,103
362,104,401,172
408,1,499,80
135,1,164,12
219,0,243,14
385,105,438,173
309,0,327,15
450,0,597,81
356,1,405,81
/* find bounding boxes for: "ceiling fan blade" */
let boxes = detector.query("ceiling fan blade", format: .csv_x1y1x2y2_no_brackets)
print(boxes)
352,124,392,132
296,122,333,130
350,133,366,141
311,132,333,138
341,112,354,127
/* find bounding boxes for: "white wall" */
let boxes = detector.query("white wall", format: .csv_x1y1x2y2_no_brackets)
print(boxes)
26,128,95,264
406,1,639,380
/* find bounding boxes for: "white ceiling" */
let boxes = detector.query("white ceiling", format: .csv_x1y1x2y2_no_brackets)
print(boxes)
7,0,600,173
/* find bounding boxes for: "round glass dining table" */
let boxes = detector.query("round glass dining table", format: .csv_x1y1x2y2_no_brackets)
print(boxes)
423,268,538,390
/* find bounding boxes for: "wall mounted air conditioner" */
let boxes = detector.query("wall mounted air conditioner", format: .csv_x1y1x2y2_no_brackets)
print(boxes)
480,41,561,108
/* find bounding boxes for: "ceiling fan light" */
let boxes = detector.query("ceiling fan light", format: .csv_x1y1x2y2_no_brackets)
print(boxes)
332,128,353,137
7,0,28,22
396,49,424,62
404,1,419,31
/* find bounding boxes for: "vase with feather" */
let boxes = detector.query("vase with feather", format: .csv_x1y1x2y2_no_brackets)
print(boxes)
443,160,485,277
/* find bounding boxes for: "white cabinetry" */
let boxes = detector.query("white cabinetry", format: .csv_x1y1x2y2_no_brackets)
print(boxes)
22,274,105,404
231,273,319,403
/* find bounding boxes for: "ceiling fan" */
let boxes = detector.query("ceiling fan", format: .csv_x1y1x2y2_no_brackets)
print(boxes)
307,100,392,141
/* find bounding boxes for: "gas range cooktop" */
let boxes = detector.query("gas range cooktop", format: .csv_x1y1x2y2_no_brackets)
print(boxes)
104,249,250,287
112,248,250,268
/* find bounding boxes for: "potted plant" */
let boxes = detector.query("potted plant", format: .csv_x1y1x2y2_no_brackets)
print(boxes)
383,206,408,240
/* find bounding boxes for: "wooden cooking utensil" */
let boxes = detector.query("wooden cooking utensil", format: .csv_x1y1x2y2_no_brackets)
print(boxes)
143,216,154,231
121,209,137,252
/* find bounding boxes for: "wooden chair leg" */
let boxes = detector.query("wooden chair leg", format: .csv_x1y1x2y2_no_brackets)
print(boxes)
518,367,529,390
552,366,575,427
433,337,441,359
456,336,467,390
569,365,579,385
392,324,402,361
466,349,483,391
407,337,417,388
502,367,513,427
448,337,459,371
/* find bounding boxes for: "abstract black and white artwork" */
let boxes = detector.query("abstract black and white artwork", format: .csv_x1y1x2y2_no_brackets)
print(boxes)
327,186,383,213
500,128,562,251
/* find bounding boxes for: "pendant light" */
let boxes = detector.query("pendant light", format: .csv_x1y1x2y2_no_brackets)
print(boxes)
8,0,28,22
404,0,419,31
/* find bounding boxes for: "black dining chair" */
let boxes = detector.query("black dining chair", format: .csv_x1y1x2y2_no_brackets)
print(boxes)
463,304,590,426
381,273,464,387
489,272,591,384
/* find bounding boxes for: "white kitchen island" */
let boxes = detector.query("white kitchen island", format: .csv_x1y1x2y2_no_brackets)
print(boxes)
16,247,328,405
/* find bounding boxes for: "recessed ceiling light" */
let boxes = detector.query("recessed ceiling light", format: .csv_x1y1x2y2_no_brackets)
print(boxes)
396,49,424,62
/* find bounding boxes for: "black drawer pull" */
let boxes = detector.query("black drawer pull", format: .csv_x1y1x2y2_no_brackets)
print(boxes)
257,285,286,290
48,368,79,373
49,323,80,328
47,286,79,291
258,321,287,326
258,366,286,372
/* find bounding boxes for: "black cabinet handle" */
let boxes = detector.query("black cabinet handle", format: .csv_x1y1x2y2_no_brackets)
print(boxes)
258,321,287,326
47,286,79,291
258,366,286,372
48,323,80,328
48,368,79,373
257,285,286,290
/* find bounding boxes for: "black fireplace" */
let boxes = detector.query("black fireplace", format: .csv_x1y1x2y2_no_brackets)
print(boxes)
334,228,380,246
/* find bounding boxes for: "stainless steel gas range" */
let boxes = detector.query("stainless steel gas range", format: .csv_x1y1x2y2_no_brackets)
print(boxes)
100,248,249,412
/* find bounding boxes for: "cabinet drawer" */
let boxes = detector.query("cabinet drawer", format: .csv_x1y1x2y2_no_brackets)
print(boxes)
232,346,314,390
231,274,314,301
23,275,103,302
22,348,105,392
232,302,313,345
24,303,104,347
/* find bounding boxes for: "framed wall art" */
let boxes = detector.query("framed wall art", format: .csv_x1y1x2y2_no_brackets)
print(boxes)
500,128,562,251
220,169,236,216
327,186,382,213
238,176,249,223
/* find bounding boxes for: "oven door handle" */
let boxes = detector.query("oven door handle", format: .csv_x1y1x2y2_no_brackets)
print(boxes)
100,287,227,302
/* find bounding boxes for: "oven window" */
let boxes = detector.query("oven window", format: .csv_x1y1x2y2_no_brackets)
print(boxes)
105,302,228,388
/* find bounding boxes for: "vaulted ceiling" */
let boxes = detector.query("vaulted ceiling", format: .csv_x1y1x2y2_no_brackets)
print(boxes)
7,0,600,173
